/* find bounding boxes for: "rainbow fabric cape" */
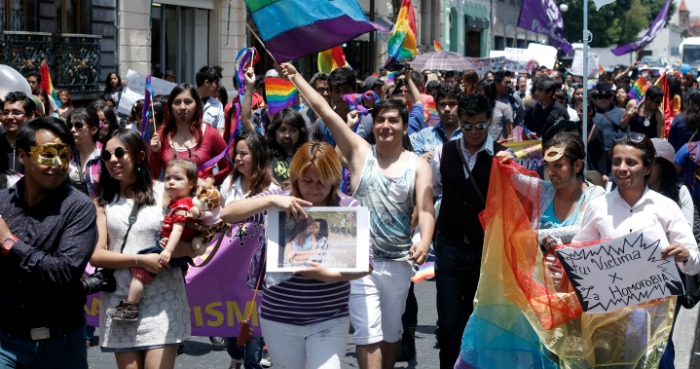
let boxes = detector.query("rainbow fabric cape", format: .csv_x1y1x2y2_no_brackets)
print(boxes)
318,46,351,73
244,0,380,62
455,160,676,369
411,261,435,283
627,76,649,101
265,77,297,115
39,61,59,108
384,0,418,70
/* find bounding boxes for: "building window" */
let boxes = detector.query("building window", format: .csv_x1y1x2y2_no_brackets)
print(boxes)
62,0,90,34
494,36,504,51
3,0,39,31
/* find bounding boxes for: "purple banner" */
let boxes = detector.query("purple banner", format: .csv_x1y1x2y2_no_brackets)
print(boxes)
85,221,264,337
611,0,671,56
517,0,573,54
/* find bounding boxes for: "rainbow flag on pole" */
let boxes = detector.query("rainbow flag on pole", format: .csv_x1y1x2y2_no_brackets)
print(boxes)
627,76,649,101
318,46,351,73
433,40,443,51
265,77,298,115
244,0,381,62
39,61,59,107
384,0,418,70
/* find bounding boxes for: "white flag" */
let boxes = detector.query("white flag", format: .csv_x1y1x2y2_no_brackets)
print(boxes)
593,0,616,9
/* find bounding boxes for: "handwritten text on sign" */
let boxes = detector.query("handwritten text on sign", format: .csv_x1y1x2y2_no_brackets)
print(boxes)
555,226,684,314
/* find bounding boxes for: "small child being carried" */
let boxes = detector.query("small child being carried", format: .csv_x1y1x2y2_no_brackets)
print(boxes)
108,158,202,322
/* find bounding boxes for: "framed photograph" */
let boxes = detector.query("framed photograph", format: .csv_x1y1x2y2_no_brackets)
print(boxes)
266,207,370,272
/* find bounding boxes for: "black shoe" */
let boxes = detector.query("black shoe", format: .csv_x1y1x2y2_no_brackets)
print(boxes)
209,336,226,349
177,342,184,355
397,339,416,362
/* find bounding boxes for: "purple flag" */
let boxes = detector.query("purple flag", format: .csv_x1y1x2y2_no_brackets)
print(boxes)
517,0,573,54
611,0,671,56
141,75,155,141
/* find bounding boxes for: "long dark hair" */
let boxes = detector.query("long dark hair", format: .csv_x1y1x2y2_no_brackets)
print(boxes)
685,91,700,131
655,157,680,203
91,100,120,143
315,219,329,239
161,83,204,146
267,108,308,158
97,129,156,206
104,72,122,94
228,132,273,197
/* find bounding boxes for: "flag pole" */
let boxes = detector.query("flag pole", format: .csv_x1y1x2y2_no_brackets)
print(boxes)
582,0,590,159
150,93,157,136
226,0,278,64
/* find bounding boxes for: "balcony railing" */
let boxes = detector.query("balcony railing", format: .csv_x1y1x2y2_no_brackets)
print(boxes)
0,31,101,93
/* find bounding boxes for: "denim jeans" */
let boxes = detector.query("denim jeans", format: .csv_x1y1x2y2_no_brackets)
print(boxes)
434,234,482,369
0,326,87,369
224,336,263,369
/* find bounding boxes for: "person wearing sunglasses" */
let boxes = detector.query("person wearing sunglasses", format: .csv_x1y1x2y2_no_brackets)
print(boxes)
429,93,512,369
571,132,700,367
67,108,102,199
91,129,191,369
620,86,665,138
591,82,627,154
1,91,37,173
0,117,97,369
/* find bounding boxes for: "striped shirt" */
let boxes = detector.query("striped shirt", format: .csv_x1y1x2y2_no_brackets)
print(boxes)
247,188,372,325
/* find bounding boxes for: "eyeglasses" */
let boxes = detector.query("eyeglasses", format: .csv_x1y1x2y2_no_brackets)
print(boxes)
67,121,85,130
315,88,330,94
29,143,70,168
460,122,489,131
613,132,646,143
1,110,26,117
100,147,129,161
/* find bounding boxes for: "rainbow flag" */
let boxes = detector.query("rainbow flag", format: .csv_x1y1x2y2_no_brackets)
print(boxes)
39,61,59,107
384,0,418,70
411,262,435,283
141,75,155,142
244,0,380,62
386,71,398,84
265,77,298,115
627,75,649,101
425,99,440,127
318,46,351,73
232,47,260,139
433,40,443,51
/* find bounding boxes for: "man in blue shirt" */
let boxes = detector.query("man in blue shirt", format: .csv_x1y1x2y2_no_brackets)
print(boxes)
410,83,463,160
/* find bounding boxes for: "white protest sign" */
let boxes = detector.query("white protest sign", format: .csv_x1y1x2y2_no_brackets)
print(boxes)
501,48,538,74
489,50,506,58
117,69,177,115
571,50,601,78
555,225,684,314
527,43,558,69
465,56,505,78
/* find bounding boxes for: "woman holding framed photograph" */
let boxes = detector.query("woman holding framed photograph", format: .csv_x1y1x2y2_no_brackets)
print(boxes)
220,141,372,369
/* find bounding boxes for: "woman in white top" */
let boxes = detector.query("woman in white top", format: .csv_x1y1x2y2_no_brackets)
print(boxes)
90,129,191,369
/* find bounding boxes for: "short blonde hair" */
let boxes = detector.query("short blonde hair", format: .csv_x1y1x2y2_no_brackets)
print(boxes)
289,142,342,206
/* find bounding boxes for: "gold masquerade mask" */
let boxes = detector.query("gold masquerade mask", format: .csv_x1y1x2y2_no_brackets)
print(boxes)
543,146,566,163
28,143,70,169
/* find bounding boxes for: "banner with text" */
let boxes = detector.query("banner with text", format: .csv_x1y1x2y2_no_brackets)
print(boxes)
85,221,265,337
571,50,601,78
517,0,573,54
555,225,684,314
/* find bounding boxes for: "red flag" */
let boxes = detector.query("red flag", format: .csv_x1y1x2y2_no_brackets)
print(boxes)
655,71,675,138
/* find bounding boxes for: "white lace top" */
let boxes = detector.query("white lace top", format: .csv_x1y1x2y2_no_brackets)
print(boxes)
99,182,191,349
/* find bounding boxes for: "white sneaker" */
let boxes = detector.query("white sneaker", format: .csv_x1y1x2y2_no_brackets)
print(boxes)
260,350,273,368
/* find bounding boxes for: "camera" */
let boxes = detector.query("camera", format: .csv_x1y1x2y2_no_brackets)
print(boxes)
82,269,117,295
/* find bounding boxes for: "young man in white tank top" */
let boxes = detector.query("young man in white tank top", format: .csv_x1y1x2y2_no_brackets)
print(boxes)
277,63,435,369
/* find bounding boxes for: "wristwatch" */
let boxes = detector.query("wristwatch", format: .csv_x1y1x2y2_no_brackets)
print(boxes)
2,235,18,255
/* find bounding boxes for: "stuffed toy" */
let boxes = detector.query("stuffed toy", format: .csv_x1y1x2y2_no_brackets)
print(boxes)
190,178,225,255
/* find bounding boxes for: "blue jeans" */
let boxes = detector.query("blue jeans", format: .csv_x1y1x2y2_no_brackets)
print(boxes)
224,336,263,369
0,326,87,369
434,233,482,369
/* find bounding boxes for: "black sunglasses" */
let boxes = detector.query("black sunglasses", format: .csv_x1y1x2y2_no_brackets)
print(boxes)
461,122,489,131
613,132,646,143
100,147,129,161
67,121,85,130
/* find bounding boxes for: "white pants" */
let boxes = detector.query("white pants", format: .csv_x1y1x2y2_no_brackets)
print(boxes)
261,316,349,369
349,259,413,345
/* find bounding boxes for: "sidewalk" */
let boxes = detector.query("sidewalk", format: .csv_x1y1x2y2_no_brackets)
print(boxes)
673,303,700,369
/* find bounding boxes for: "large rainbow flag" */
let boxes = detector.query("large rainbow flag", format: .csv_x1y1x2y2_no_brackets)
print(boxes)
627,76,649,101
265,77,298,115
318,46,351,74
244,0,380,62
455,160,676,369
384,0,418,70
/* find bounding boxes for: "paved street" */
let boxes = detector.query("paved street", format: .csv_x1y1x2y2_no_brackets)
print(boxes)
87,279,700,369
88,280,440,369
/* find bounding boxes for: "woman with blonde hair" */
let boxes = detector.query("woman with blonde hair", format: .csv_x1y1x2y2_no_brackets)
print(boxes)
220,141,372,369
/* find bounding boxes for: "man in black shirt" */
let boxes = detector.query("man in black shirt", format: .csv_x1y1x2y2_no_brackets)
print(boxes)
523,75,570,139
0,117,97,369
